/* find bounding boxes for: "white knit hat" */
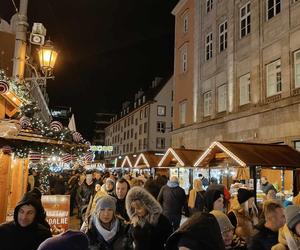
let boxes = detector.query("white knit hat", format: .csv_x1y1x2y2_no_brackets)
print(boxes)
210,210,234,233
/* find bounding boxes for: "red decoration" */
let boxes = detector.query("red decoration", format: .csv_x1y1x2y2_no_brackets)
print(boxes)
50,121,63,132
72,131,83,142
0,80,9,94
20,116,31,129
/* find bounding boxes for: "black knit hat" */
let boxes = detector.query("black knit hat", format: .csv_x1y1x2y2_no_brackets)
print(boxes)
237,188,254,204
205,189,223,212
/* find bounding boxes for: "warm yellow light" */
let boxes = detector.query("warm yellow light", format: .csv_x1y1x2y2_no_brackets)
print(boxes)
38,40,58,73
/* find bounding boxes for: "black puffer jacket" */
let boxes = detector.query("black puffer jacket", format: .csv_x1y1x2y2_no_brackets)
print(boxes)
86,218,132,250
248,224,279,250
166,212,226,250
0,194,52,250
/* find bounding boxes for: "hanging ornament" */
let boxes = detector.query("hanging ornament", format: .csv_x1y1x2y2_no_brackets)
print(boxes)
85,141,92,147
20,116,31,129
0,80,9,94
2,145,12,155
72,131,83,142
84,151,94,163
50,121,63,132
62,153,72,163
28,151,41,163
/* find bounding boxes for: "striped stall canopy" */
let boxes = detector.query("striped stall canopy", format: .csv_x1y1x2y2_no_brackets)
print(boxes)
28,151,41,163
62,153,72,163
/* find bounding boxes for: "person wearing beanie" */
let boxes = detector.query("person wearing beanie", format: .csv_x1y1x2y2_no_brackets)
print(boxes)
0,194,51,250
249,201,285,250
211,210,247,250
84,195,132,249
227,188,259,244
272,205,300,250
157,176,189,231
205,189,225,212
102,177,115,196
38,230,89,250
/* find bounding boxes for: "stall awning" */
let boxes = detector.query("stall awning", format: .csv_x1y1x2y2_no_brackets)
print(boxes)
121,154,137,168
133,151,162,168
158,148,203,167
194,141,300,169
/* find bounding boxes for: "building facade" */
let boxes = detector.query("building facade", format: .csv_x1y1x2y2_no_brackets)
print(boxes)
105,77,173,158
172,0,300,150
93,112,115,145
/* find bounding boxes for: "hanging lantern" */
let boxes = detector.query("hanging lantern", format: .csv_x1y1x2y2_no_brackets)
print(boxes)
38,39,58,75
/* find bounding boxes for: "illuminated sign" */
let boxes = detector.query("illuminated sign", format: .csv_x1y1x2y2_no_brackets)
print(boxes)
90,145,113,153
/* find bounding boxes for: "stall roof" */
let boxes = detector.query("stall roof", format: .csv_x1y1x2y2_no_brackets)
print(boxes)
121,154,137,168
194,141,300,168
133,151,162,168
158,148,203,167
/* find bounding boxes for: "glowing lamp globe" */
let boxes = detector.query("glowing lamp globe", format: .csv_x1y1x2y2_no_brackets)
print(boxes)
38,40,58,74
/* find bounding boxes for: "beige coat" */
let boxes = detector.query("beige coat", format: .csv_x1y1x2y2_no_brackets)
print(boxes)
272,224,300,250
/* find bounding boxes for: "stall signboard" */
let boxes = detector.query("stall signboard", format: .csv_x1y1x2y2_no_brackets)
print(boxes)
41,195,70,235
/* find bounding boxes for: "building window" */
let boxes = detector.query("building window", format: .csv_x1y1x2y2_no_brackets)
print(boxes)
156,137,165,149
157,105,166,116
131,116,134,124
205,32,213,61
134,102,136,108
127,130,130,139
126,144,129,153
138,99,141,106
180,44,188,73
139,124,142,135
134,132,137,140
123,144,125,152
142,96,146,103
144,107,148,118
240,2,251,38
130,128,133,138
144,122,147,133
203,91,212,117
124,119,126,128
143,138,147,149
294,50,300,88
135,118,138,125
138,139,142,150
171,106,173,117
140,110,143,120
157,121,166,133
206,0,213,13
266,59,281,97
179,101,187,126
239,73,251,105
219,21,227,52
183,13,188,33
130,142,133,152
267,0,281,20
217,84,227,112
123,132,126,140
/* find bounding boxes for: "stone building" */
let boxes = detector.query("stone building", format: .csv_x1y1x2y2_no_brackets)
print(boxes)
105,76,173,159
172,0,300,150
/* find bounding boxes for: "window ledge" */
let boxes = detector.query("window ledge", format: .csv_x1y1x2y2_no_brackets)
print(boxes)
265,93,282,104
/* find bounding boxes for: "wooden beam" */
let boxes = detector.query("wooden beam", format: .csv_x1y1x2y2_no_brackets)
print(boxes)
0,153,11,223
215,152,229,159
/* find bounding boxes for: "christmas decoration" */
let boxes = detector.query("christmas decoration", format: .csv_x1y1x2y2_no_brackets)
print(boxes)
84,151,94,163
61,153,72,163
28,151,41,163
20,116,31,129
0,80,9,94
72,131,83,142
50,121,63,132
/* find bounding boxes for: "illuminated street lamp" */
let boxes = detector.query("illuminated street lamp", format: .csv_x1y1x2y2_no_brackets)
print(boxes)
38,39,58,76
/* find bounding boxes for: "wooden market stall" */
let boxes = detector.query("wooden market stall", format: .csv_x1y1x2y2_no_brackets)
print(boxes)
193,141,300,202
0,120,87,223
121,154,137,170
157,148,203,194
133,151,163,176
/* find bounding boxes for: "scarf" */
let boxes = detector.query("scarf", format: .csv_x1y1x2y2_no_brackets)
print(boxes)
93,214,119,242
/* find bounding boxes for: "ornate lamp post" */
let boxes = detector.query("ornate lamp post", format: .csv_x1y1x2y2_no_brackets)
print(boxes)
38,40,58,76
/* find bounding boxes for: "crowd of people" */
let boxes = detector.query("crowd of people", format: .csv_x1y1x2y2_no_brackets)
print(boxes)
2,170,300,250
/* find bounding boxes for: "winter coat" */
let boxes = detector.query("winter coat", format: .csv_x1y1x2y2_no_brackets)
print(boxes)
157,183,189,226
114,196,129,221
248,224,279,250
228,205,258,243
226,235,247,250
272,224,300,250
77,182,95,208
144,179,161,198
0,194,52,250
126,186,172,250
86,218,132,250
262,182,276,194
165,212,226,250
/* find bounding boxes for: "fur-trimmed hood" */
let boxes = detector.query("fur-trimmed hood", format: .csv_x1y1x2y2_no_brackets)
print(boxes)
125,186,162,225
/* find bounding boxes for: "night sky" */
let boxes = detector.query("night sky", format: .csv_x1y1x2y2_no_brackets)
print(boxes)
0,0,178,140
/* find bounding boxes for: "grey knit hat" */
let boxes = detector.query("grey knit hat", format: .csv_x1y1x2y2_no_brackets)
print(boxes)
210,210,234,233
285,205,300,230
95,195,116,213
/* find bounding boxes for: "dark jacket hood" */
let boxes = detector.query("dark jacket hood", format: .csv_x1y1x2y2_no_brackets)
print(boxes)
14,193,45,227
